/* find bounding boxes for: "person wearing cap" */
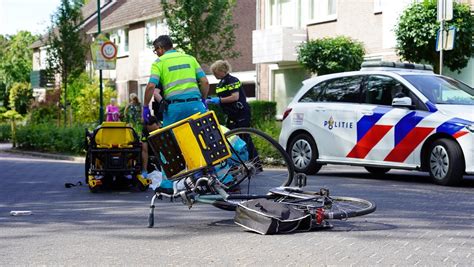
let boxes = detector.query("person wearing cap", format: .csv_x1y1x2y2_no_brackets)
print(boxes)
142,35,209,127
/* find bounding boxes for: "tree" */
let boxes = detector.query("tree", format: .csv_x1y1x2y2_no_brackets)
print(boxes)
0,34,10,107
73,75,116,124
46,0,87,125
394,0,474,73
161,0,239,64
0,32,37,107
297,36,365,75
9,82,33,115
0,110,23,148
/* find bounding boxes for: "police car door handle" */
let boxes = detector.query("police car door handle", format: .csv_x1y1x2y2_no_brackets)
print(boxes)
314,107,326,111
361,110,373,115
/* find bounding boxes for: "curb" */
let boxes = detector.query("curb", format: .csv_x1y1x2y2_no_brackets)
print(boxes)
3,148,85,163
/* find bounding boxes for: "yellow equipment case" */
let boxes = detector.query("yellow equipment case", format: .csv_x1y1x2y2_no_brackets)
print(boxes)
147,111,231,180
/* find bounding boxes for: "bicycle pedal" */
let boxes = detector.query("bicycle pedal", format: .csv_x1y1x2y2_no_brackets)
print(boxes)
179,191,194,209
294,173,307,188
320,188,329,197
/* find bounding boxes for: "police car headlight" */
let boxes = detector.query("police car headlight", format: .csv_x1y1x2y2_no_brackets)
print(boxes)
467,124,474,133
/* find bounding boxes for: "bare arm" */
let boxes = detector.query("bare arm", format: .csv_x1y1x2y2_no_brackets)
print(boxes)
144,82,156,106
219,91,239,104
199,76,209,99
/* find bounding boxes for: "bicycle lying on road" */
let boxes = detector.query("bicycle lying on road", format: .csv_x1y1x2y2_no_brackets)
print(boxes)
146,111,376,231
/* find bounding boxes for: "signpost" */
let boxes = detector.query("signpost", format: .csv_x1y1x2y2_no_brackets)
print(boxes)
437,0,453,75
91,35,117,70
92,0,118,123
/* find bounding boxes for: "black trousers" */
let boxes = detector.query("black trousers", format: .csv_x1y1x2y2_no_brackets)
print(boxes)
227,116,259,161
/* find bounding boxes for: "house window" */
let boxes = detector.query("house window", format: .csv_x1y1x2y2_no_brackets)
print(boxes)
267,0,297,28
145,18,169,49
109,27,129,57
39,47,48,69
310,0,337,24
374,0,382,14
267,0,337,28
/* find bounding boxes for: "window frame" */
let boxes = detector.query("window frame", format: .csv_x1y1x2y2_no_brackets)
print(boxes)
299,75,364,104
145,18,169,50
361,74,428,111
266,0,338,29
109,27,129,57
373,0,383,14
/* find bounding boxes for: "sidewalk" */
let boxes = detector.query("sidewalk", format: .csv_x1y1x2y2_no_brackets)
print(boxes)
0,143,85,163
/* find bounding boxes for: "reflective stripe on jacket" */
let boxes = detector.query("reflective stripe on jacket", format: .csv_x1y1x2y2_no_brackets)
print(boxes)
149,50,205,98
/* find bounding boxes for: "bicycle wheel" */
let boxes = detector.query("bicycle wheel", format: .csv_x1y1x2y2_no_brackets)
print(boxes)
269,187,376,220
220,127,294,195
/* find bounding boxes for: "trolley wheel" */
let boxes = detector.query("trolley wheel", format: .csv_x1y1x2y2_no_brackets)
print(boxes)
84,152,91,184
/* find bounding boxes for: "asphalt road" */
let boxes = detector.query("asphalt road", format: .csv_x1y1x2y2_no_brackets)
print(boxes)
0,151,473,266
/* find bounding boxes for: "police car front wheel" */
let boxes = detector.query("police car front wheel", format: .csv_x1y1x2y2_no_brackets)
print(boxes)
428,138,464,186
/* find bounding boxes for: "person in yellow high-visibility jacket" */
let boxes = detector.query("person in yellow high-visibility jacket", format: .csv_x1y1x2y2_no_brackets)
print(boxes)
142,35,209,127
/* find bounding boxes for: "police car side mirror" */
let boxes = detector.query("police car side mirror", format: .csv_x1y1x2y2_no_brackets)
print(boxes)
392,96,414,109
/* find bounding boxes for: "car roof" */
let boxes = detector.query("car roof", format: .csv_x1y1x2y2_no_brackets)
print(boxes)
302,69,435,86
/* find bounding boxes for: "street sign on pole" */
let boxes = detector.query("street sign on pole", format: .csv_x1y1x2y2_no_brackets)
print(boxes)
437,0,453,75
437,0,453,22
91,34,117,70
436,26,456,51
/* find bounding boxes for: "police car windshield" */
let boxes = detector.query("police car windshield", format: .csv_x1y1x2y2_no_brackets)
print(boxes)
402,75,474,105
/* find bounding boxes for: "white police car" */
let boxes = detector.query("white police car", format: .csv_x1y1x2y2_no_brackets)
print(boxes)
279,62,474,186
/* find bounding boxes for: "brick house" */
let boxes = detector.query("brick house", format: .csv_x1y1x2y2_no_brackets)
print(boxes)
31,0,256,105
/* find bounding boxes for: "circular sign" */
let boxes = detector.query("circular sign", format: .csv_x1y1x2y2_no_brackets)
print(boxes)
101,41,117,60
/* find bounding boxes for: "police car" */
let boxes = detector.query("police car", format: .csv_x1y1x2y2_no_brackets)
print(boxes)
279,61,474,186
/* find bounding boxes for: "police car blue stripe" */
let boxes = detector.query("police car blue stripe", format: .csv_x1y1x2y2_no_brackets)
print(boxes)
357,106,392,142
394,111,430,146
436,117,473,135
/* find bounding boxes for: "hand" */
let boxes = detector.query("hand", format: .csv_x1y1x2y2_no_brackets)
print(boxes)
201,98,208,109
142,106,151,124
206,97,220,105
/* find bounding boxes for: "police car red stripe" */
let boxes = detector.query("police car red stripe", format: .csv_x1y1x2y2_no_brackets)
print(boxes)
384,127,434,162
347,125,392,159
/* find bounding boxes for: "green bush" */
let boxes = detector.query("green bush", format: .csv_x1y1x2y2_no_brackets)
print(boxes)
0,123,11,142
249,101,276,127
28,103,60,124
298,36,365,75
252,120,282,160
208,100,277,128
16,123,85,155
